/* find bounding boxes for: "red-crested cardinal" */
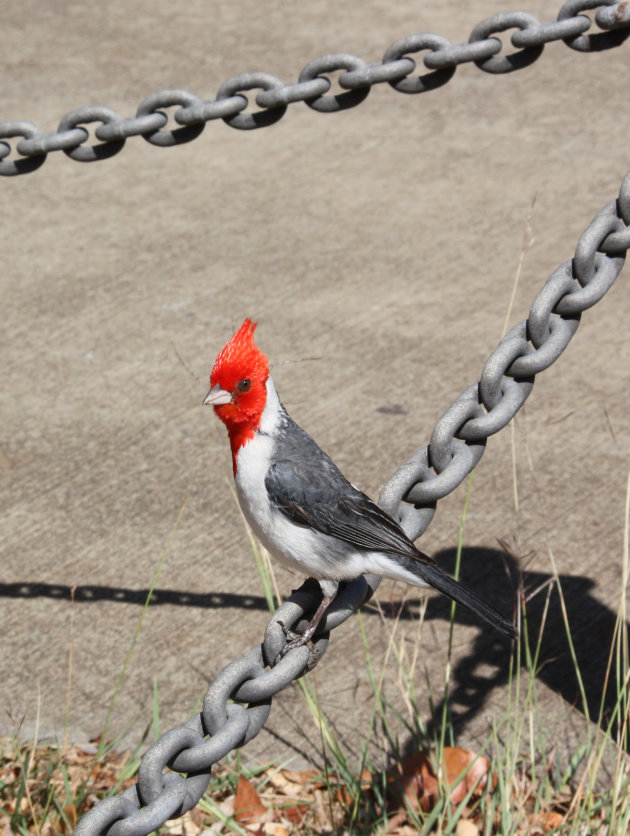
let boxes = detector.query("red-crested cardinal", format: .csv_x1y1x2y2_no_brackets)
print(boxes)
204,319,517,656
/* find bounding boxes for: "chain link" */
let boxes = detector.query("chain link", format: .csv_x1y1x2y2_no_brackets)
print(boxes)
2,0,628,175
74,575,377,835
75,168,630,835
379,171,629,540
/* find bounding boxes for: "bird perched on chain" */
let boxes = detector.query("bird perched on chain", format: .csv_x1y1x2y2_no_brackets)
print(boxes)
203,319,517,658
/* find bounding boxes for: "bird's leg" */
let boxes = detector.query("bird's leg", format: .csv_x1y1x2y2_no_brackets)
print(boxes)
277,580,338,661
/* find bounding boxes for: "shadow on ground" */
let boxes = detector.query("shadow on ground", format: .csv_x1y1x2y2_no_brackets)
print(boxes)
415,546,626,751
2,545,625,744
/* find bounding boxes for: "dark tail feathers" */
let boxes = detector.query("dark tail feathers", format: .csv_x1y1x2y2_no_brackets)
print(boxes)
412,559,518,640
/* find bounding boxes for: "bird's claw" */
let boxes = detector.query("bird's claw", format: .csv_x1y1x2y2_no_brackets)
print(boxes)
278,622,301,643
273,620,321,667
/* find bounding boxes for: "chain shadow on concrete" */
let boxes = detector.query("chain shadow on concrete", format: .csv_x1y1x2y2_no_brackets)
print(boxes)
2,544,624,745
0,581,272,611
408,545,627,753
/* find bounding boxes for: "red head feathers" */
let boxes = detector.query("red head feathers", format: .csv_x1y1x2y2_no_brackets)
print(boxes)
206,318,270,468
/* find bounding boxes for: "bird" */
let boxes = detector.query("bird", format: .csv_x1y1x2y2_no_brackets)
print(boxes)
203,318,517,658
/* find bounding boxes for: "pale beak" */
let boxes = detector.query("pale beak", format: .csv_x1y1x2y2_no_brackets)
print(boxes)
202,384,232,406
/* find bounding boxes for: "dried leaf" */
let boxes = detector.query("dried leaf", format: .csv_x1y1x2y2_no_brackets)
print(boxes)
311,787,333,831
61,802,77,832
455,819,480,836
358,767,373,790
386,746,493,818
386,750,439,813
234,776,266,824
280,804,308,824
219,793,235,817
267,771,306,797
386,809,409,832
526,811,565,832
442,747,494,802
281,768,323,789
179,809,203,836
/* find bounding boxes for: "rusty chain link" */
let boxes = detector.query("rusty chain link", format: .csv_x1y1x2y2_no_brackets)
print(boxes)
1,0,629,175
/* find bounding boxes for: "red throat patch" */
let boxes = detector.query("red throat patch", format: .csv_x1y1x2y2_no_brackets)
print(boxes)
210,318,270,473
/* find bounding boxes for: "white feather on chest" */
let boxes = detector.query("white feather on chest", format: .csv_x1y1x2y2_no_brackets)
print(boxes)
233,379,369,581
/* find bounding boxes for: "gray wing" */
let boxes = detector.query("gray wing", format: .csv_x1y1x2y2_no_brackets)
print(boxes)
264,435,434,566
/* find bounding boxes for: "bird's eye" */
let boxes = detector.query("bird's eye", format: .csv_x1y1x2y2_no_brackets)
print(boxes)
236,378,252,393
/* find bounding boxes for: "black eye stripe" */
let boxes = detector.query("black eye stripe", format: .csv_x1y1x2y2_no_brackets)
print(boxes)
236,378,252,392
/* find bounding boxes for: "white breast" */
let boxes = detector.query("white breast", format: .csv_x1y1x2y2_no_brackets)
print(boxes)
233,379,349,580
233,378,302,572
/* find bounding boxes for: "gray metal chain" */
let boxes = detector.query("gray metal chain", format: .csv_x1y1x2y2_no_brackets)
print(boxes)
379,177,630,539
74,166,630,836
74,576,380,835
2,0,629,176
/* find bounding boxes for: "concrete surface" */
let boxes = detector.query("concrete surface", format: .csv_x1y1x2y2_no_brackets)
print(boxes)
2,0,629,781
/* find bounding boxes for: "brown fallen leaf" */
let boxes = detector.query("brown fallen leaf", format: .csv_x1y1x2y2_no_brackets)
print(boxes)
61,802,78,832
333,767,374,808
281,768,324,789
234,775,266,824
386,750,439,813
386,746,494,819
267,771,308,798
280,803,309,825
442,746,494,802
526,811,565,832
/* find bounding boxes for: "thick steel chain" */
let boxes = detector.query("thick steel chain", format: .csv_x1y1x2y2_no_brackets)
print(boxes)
74,576,380,835
2,0,629,176
379,178,630,539
74,168,630,836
